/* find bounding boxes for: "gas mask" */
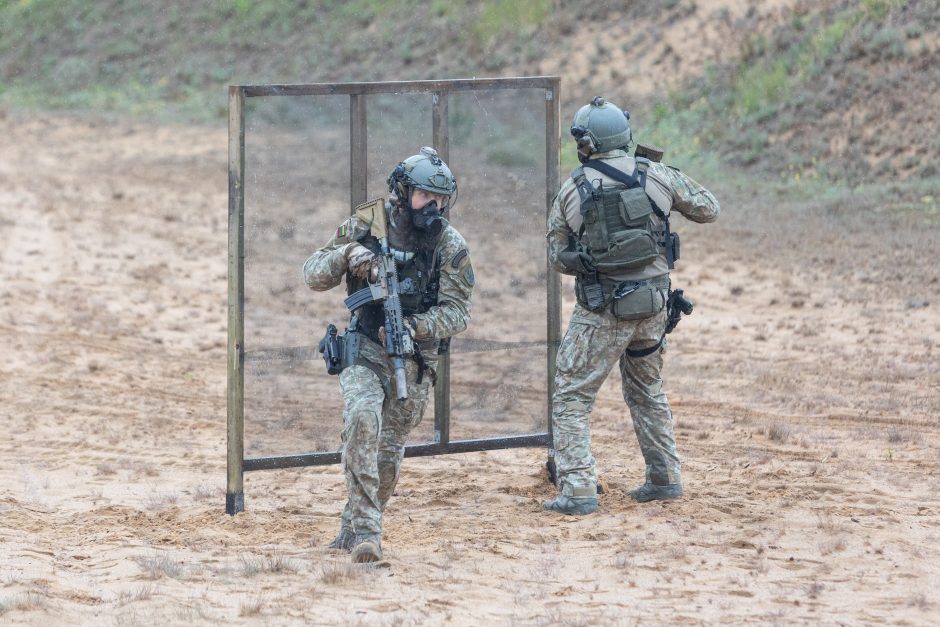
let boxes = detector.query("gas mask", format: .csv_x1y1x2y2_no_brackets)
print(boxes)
411,200,447,238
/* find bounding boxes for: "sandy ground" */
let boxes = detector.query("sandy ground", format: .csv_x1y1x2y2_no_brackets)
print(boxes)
1,110,939,626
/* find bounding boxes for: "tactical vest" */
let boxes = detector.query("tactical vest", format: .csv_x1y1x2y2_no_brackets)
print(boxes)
346,235,440,344
571,163,666,274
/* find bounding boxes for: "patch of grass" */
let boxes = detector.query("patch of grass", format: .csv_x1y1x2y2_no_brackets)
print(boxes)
633,95,728,180
239,555,261,578
767,422,792,444
735,59,790,117
240,551,299,577
239,596,264,617
611,553,633,570
800,15,851,77
144,490,177,510
0,591,48,615
319,560,366,584
860,0,904,20
887,427,919,444
473,0,550,44
262,551,298,574
116,584,155,606
527,556,561,579
866,26,908,60
174,602,214,622
819,536,847,555
814,510,841,533
191,483,220,501
135,553,185,580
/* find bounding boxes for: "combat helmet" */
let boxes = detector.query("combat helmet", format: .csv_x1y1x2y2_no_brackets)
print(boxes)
570,96,632,162
387,146,458,210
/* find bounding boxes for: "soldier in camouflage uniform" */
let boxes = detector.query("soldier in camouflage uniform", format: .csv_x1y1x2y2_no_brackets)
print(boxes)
304,148,474,562
543,97,720,515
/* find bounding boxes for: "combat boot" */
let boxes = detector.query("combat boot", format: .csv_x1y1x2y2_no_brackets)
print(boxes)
542,494,598,515
629,482,683,503
327,526,355,552
350,533,383,563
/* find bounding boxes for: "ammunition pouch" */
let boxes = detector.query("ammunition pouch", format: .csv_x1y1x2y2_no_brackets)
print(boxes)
575,275,607,312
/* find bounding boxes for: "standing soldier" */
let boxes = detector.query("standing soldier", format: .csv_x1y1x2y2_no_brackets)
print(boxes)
543,97,719,515
303,148,474,561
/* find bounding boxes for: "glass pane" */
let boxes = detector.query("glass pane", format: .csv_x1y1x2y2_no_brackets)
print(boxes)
242,94,350,457
447,88,549,440
238,84,553,460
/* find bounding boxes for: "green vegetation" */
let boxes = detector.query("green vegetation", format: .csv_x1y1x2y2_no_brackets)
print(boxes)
0,0,553,122
626,0,931,182
0,0,932,183
473,0,550,44
860,0,905,19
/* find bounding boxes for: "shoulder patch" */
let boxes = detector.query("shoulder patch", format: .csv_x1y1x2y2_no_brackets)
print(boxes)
451,249,469,270
334,216,370,244
463,266,475,286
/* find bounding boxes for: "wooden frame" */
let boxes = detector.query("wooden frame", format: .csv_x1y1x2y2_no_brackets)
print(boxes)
227,77,561,514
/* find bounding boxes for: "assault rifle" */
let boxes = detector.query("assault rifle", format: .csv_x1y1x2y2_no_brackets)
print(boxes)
343,199,414,400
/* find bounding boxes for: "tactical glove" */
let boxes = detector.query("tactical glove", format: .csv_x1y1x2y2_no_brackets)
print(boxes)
404,316,418,339
343,243,378,281
377,316,418,347
558,250,595,275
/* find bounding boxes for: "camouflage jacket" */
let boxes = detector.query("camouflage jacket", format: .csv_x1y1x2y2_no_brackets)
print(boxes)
548,149,720,282
303,208,474,342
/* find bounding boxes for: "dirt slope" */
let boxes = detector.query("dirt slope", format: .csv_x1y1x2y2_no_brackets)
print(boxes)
2,0,938,180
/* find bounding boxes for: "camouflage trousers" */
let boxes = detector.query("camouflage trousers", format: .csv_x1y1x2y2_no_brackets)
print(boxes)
552,303,680,497
338,337,435,534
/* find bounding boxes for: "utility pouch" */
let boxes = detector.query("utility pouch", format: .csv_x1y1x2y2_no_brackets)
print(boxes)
610,284,666,321
590,188,659,272
665,231,681,268
593,230,659,272
318,324,344,375
575,276,607,312
619,188,653,223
